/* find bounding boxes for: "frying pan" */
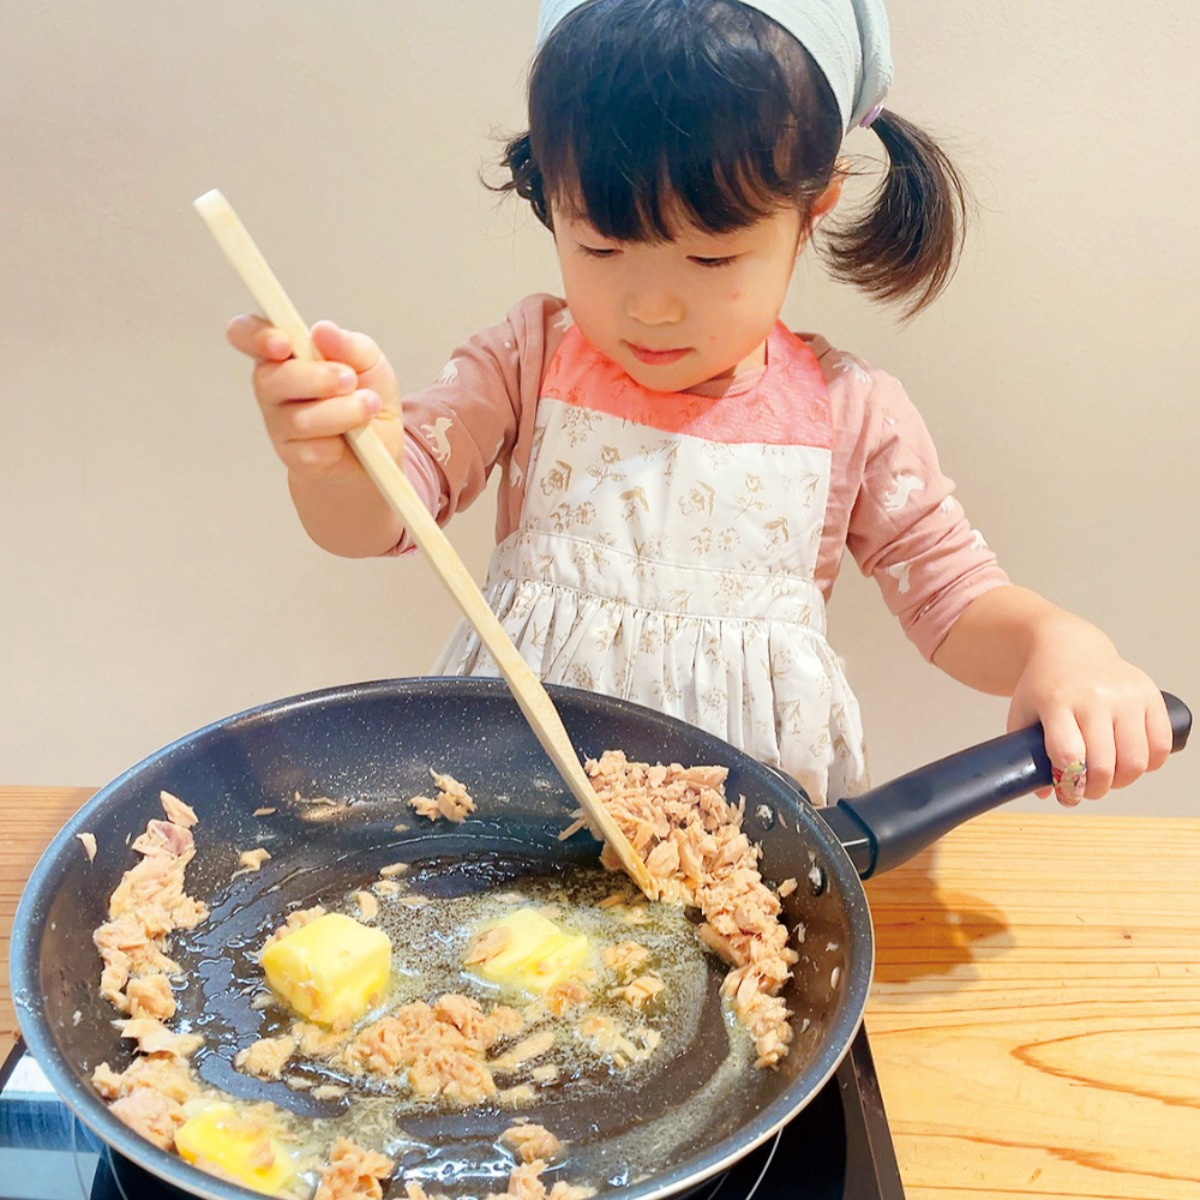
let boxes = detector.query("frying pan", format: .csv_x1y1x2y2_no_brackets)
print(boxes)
10,679,1191,1200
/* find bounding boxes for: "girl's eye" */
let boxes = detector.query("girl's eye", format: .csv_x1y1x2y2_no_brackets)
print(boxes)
690,255,738,269
579,245,620,259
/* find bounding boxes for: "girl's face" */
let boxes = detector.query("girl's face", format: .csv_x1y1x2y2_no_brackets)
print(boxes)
551,202,807,392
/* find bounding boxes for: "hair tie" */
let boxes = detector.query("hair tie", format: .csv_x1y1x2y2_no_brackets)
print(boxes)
859,100,886,129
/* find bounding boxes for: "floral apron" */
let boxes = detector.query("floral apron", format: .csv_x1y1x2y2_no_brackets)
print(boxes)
434,323,868,805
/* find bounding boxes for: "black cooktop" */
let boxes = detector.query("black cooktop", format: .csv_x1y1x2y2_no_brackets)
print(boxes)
0,1027,903,1200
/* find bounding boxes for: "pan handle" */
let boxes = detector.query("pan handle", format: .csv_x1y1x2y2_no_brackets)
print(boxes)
820,691,1191,879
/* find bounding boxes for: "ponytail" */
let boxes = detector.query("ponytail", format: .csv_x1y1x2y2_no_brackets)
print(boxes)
823,110,971,316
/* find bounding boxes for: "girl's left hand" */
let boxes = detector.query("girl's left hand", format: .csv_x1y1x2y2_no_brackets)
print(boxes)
1005,615,1173,805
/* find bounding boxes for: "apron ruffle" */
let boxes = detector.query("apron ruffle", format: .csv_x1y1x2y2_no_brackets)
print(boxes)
433,534,868,805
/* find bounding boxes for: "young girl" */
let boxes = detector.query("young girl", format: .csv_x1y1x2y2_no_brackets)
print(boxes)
226,0,1170,808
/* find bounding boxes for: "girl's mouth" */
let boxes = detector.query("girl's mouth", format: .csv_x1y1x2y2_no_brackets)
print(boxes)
626,342,691,366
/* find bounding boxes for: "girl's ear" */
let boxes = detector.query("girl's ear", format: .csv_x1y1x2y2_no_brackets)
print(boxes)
809,161,848,227
796,168,846,257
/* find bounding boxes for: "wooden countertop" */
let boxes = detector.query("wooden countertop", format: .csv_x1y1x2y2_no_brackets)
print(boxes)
2,786,1198,1199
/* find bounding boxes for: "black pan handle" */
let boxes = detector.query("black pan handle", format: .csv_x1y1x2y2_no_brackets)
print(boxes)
821,691,1191,880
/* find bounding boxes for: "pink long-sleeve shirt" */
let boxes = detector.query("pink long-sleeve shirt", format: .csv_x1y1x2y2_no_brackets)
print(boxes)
394,293,1008,661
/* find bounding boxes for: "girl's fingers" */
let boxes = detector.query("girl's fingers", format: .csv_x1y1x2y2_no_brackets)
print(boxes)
1039,707,1087,807
311,320,384,376
1077,707,1116,801
253,358,362,411
1007,698,1054,798
281,391,382,442
277,436,349,474
227,315,381,377
227,314,293,361
1145,693,1173,773
1039,689,1168,804
1111,704,1152,790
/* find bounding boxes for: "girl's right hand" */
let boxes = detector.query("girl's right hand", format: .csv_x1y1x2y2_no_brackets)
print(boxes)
226,315,404,485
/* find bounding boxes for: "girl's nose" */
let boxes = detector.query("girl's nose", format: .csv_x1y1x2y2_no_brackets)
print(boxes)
625,284,684,326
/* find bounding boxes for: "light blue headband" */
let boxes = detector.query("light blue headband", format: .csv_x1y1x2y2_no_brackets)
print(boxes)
536,0,893,134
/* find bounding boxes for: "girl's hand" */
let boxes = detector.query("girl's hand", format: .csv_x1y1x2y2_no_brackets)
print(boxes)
226,315,404,484
933,586,1172,807
1005,615,1172,805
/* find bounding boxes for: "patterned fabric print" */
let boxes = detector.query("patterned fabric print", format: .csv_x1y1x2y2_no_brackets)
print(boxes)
435,336,870,806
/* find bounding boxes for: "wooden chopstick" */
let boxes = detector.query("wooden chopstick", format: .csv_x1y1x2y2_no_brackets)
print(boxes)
193,188,654,897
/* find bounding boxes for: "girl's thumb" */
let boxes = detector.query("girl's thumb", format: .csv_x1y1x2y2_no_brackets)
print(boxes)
310,320,384,375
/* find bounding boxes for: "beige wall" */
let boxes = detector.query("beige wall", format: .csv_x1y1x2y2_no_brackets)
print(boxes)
2,2,1197,816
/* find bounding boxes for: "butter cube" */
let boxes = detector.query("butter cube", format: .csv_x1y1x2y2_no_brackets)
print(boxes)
175,1103,296,1194
261,912,391,1026
468,907,589,995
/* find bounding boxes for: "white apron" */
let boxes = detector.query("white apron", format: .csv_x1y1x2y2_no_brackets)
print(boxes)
434,324,868,805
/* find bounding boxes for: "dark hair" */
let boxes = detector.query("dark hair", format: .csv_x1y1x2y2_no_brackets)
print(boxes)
495,0,969,315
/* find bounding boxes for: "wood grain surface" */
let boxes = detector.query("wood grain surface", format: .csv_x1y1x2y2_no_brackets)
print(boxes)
864,816,1200,1199
2,786,1198,1199
1,785,94,1055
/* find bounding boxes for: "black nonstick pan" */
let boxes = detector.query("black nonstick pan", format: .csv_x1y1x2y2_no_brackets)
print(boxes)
10,678,1191,1200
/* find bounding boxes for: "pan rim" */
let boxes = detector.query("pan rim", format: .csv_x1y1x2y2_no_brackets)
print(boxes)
10,676,876,1200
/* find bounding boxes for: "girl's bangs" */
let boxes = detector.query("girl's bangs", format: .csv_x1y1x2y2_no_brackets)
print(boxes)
545,112,790,242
